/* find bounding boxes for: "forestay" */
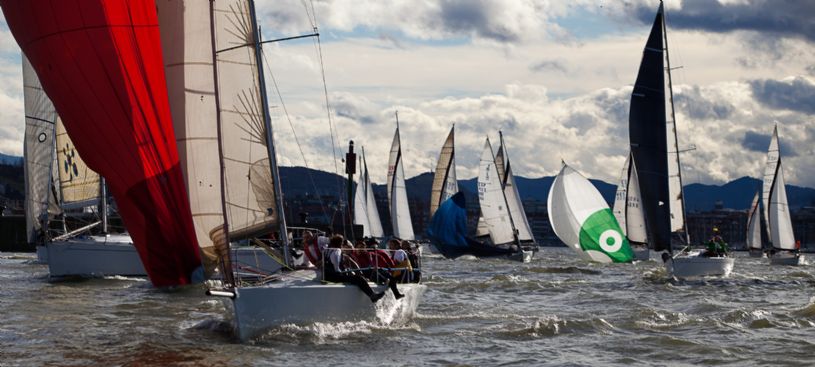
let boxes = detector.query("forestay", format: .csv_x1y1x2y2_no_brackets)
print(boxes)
547,163,634,263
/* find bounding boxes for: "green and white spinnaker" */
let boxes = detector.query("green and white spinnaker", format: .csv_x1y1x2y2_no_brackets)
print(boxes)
547,163,634,263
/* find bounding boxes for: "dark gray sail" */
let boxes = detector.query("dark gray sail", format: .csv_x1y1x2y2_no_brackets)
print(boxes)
629,4,671,252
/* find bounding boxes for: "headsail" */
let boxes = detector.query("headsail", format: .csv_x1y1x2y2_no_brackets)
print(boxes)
612,153,648,246
629,3,672,252
22,54,57,244
156,0,223,274
55,119,101,210
762,125,780,241
547,163,634,263
477,139,515,245
766,136,795,250
2,0,202,286
746,191,762,251
387,120,415,240
354,149,383,237
497,134,534,242
429,126,458,218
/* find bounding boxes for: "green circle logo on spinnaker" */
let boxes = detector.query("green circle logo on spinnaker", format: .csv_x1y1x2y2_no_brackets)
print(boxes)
578,208,634,263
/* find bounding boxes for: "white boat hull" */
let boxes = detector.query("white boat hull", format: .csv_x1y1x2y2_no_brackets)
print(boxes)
222,270,426,341
769,252,804,266
35,245,48,264
47,235,146,278
666,253,734,279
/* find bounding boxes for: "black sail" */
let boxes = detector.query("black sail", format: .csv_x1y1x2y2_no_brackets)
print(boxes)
629,4,671,252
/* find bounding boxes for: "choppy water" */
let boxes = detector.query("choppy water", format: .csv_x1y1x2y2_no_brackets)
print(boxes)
2,248,814,366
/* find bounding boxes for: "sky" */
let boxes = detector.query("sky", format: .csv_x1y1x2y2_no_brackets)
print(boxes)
1,0,814,188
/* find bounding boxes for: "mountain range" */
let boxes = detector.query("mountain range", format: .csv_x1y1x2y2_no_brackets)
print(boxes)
279,166,815,212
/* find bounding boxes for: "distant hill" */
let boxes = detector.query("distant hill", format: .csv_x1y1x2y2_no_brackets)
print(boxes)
279,166,815,212
0,153,22,167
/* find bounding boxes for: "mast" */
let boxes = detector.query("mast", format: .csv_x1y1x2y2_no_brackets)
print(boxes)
99,177,108,234
661,0,690,246
496,134,520,246
248,0,290,265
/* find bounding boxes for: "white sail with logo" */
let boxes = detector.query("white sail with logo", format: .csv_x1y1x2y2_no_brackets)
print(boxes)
612,153,648,245
22,54,57,243
547,163,634,263
387,122,414,240
54,119,101,210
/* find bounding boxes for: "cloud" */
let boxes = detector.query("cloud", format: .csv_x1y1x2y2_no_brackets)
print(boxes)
741,130,797,157
529,59,568,74
749,76,815,114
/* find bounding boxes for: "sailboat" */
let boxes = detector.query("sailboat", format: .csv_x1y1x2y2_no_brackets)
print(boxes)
612,153,650,261
22,54,145,278
387,113,415,241
429,126,458,219
196,0,424,340
762,125,804,266
5,0,205,288
629,2,733,278
745,191,765,257
548,162,635,263
353,147,385,238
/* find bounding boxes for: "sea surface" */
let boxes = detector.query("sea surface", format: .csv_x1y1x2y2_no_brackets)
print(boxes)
1,247,814,366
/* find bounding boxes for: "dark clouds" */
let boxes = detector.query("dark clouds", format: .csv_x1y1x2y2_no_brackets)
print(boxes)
632,0,815,43
741,130,797,157
750,77,815,114
439,0,519,43
673,86,734,120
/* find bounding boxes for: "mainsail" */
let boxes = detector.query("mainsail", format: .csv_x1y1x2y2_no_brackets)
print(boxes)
22,54,57,244
762,125,780,241
764,127,795,250
477,139,515,245
387,120,415,240
429,126,458,218
353,149,384,237
746,191,762,251
156,0,223,273
629,3,674,252
612,153,648,245
2,0,203,286
547,163,634,263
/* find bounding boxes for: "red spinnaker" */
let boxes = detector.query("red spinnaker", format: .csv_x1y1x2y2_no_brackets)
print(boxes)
1,0,202,286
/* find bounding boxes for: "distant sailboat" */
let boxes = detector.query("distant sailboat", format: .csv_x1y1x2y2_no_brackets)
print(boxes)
745,191,764,258
387,113,415,241
200,0,424,340
22,54,145,278
762,125,803,266
629,2,733,278
353,147,384,238
612,153,650,260
548,162,635,263
428,126,458,218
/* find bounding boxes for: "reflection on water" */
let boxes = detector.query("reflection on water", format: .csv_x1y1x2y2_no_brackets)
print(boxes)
1,249,813,366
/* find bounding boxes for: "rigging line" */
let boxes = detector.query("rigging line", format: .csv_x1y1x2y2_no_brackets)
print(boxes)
299,0,316,29
259,49,331,224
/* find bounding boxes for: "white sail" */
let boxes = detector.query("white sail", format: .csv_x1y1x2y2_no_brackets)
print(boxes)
547,163,633,263
613,154,648,244
477,139,514,245
360,149,383,237
23,54,57,243
612,155,629,234
666,112,685,233
429,126,457,217
157,0,223,264
499,143,534,242
746,191,762,251
54,118,101,210
769,160,795,250
353,155,371,236
212,0,278,240
387,127,414,240
762,125,780,240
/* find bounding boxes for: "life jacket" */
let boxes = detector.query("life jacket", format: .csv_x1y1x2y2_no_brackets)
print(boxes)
370,249,395,270
304,237,326,267
350,249,372,269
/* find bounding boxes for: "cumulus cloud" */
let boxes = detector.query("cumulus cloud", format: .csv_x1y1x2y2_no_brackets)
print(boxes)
529,59,568,74
750,76,815,114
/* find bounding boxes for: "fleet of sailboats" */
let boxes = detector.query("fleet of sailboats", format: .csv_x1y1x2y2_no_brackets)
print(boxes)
4,0,812,345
